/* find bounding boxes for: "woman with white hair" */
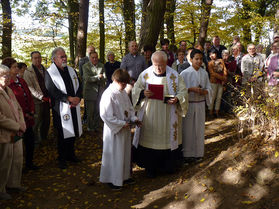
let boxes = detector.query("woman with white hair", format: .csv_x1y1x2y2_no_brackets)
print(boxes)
0,64,26,200
104,51,121,88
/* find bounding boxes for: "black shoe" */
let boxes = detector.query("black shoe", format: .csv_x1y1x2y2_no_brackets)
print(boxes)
107,183,122,191
183,157,196,165
124,178,136,185
67,156,81,163
146,169,156,178
58,160,67,169
26,164,40,170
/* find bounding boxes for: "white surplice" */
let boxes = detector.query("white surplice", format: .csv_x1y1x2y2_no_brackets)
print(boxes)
180,66,212,157
99,83,137,186
132,66,188,151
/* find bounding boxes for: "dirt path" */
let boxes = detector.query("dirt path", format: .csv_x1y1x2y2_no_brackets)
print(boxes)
1,115,279,209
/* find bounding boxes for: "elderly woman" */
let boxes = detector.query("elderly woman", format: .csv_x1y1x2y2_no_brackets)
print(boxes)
2,57,38,171
104,51,121,88
0,64,26,200
267,42,279,86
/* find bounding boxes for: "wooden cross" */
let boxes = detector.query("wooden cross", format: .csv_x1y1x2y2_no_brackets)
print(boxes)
169,73,177,92
144,73,149,80
73,75,78,87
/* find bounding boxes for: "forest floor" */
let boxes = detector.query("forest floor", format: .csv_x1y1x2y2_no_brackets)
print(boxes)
1,113,279,209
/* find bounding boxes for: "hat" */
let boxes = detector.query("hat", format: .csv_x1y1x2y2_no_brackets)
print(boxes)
274,33,279,39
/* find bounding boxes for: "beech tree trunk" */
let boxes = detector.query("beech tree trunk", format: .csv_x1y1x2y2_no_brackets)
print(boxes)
274,6,279,34
123,0,136,53
241,2,252,45
165,0,176,45
198,0,213,47
76,0,89,65
99,0,105,63
1,0,12,59
68,0,79,65
139,0,167,52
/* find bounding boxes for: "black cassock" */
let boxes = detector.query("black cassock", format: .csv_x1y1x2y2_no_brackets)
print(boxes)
45,64,82,161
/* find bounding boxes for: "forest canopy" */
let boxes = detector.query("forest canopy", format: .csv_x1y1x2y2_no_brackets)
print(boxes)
0,0,278,67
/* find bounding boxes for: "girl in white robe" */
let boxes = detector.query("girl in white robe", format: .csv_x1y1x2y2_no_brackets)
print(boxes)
99,69,139,189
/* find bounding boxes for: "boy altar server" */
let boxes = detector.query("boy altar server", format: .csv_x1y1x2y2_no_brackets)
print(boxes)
180,49,212,163
99,69,141,190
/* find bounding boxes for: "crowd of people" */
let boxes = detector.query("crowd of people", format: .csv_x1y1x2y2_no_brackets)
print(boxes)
1,32,279,198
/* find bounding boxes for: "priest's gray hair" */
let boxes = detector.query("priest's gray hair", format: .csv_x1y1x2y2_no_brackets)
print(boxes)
151,51,168,63
51,47,65,62
0,64,10,75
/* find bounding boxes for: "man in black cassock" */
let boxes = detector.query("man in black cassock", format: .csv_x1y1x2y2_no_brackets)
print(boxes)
45,47,82,169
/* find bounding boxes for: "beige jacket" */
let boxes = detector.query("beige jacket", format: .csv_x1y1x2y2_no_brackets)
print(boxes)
0,87,25,143
24,65,45,104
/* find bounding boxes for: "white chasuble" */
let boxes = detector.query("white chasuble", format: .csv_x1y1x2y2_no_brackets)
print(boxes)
99,83,137,186
132,66,188,151
47,63,82,139
180,66,212,157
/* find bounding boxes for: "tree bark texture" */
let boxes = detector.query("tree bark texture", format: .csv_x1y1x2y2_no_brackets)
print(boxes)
123,0,136,54
241,2,252,45
76,0,89,65
1,0,12,59
198,0,213,47
165,0,176,45
99,0,105,64
275,7,279,34
139,0,167,52
68,0,79,65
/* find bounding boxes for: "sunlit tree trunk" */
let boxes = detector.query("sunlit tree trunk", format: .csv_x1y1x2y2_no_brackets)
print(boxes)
1,0,12,59
76,0,89,65
198,0,213,47
68,0,79,65
139,0,167,52
123,0,136,53
99,0,105,64
165,0,176,45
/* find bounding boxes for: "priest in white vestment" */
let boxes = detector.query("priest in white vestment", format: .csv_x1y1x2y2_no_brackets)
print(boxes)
180,49,212,162
99,69,139,190
132,51,188,177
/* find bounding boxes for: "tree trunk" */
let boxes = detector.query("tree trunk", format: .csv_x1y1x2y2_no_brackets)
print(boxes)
1,0,12,59
139,0,167,52
68,0,79,66
76,0,89,65
198,0,213,47
123,0,136,53
241,2,252,45
99,0,105,64
165,0,176,45
274,5,279,33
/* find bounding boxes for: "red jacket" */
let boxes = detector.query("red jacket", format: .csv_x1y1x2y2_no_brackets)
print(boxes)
9,77,35,127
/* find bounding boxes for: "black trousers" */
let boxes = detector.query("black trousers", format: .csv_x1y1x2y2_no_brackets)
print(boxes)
57,132,76,161
23,127,35,166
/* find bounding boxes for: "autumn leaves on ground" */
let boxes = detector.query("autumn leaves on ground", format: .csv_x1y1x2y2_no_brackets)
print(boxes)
1,114,279,209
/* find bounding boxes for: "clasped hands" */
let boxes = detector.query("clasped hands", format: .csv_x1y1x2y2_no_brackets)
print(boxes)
122,120,142,130
68,96,81,107
144,90,178,104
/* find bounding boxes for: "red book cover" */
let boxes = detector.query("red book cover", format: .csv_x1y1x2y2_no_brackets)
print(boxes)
148,84,164,100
